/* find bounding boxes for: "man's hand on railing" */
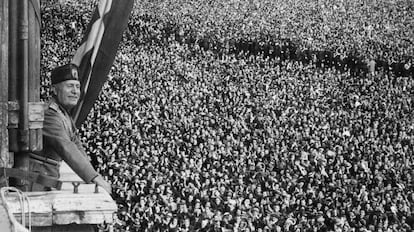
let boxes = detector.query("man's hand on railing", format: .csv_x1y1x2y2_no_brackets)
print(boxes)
92,175,112,194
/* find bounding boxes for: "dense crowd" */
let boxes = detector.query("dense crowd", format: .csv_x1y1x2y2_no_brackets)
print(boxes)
41,0,413,231
129,0,413,66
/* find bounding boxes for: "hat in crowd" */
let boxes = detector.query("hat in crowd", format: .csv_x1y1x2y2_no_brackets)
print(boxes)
51,63,79,84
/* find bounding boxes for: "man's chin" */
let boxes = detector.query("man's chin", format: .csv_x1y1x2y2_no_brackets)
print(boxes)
62,102,78,111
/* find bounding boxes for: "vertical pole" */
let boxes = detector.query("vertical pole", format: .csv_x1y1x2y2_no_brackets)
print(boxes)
1,0,10,176
9,0,43,191
13,0,30,191
28,0,41,151
18,0,29,151
8,0,18,152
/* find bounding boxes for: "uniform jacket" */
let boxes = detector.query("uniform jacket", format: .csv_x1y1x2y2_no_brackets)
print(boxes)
29,98,99,190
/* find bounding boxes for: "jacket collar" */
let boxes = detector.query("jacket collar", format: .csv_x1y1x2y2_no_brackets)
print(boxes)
49,97,71,116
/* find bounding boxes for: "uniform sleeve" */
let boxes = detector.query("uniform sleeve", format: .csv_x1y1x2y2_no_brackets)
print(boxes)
43,110,99,183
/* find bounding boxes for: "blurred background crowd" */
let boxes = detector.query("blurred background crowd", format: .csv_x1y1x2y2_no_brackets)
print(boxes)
41,0,413,231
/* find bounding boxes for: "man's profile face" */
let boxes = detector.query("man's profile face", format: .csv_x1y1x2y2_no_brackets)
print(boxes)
54,80,81,110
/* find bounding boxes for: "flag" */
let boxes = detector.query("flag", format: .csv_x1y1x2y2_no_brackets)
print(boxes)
71,0,134,127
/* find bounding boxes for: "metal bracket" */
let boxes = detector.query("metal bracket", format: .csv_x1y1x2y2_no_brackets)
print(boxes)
8,101,19,129
72,182,81,194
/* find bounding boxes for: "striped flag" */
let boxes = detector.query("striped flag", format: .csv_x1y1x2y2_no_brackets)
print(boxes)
71,0,134,127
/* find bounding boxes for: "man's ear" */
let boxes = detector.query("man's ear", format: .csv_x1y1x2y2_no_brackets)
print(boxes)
51,84,58,96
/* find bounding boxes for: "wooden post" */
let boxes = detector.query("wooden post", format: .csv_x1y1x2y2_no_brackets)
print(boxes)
28,0,42,152
11,0,43,191
8,0,18,152
1,0,10,174
18,0,29,151
11,0,30,191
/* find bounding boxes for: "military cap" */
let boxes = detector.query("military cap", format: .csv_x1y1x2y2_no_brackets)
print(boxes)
51,63,79,84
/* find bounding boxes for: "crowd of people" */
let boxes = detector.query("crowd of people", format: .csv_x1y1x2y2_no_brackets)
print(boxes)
128,0,413,73
41,0,413,231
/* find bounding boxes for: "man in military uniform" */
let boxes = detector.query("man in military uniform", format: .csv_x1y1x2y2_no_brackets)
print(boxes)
29,64,111,193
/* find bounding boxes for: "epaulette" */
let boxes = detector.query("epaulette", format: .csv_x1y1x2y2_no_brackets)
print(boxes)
48,101,60,112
